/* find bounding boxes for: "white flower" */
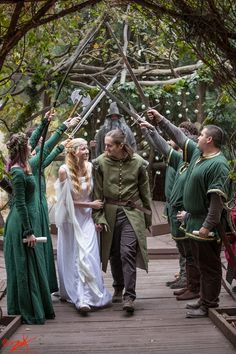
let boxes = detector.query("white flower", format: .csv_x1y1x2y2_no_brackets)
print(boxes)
155,156,159,161
134,132,137,136
97,107,101,112
195,95,199,99
166,110,170,114
84,132,88,137
177,91,182,96
97,119,100,123
142,152,147,157
178,113,182,118
177,101,181,106
194,109,199,113
156,170,161,175
186,91,190,95
141,104,146,109
185,108,188,112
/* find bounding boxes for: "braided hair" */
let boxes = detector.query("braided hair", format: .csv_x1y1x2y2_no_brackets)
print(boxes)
6,132,30,172
65,138,91,197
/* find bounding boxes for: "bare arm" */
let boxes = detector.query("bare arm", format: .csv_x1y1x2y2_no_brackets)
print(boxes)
59,166,103,209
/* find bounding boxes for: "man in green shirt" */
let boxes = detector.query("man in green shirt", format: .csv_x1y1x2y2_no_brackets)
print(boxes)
147,108,231,318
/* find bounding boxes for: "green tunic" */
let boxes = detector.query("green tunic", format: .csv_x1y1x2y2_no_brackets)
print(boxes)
183,139,231,241
92,153,152,272
163,164,176,219
29,122,67,292
3,168,55,324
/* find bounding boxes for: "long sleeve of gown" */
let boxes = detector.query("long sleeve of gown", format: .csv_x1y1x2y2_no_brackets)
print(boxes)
42,145,64,169
29,118,48,151
42,123,67,154
11,169,33,236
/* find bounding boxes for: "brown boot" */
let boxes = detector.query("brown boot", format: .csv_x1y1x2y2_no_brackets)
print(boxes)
173,288,187,296
176,289,200,301
112,288,123,303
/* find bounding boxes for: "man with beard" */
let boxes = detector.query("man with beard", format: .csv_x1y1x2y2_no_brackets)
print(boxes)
94,102,136,157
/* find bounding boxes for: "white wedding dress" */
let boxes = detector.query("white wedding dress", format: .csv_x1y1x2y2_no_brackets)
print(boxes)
55,163,111,309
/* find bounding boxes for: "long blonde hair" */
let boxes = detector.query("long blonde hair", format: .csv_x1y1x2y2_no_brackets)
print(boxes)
65,138,91,197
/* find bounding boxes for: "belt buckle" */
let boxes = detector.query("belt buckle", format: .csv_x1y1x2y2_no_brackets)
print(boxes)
126,200,133,208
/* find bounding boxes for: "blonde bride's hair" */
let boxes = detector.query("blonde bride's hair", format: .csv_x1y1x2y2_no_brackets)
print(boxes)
65,138,91,197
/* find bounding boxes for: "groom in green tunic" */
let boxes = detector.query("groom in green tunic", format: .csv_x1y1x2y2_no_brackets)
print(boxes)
147,108,232,318
92,128,151,313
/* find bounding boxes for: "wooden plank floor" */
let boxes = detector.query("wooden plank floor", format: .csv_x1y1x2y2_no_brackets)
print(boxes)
1,259,236,354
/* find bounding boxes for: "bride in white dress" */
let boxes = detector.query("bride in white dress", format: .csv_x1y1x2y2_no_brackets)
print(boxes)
55,138,112,312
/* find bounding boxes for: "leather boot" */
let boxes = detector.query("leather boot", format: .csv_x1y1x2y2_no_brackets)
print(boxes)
166,278,178,287
169,277,187,289
173,288,187,296
176,289,200,301
112,288,123,303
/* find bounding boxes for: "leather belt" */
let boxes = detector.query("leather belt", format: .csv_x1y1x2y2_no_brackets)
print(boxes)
105,198,151,215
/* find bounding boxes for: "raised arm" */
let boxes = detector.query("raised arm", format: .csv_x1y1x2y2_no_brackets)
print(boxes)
29,118,48,151
42,116,78,154
147,109,188,150
140,122,171,157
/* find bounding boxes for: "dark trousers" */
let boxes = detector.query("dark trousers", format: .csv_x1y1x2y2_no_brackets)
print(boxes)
110,208,137,300
176,239,200,292
190,238,222,308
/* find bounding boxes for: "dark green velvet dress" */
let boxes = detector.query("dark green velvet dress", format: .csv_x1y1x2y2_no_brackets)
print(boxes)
29,121,66,293
4,167,55,324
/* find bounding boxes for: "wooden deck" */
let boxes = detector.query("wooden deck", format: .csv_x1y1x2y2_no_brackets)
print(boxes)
0,259,236,353
1,201,236,352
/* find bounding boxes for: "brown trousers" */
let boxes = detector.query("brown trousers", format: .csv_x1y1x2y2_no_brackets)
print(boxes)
190,238,222,308
176,239,200,292
110,208,137,300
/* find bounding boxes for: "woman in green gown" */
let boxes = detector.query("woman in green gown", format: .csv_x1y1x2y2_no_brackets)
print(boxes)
4,132,55,324
28,113,78,293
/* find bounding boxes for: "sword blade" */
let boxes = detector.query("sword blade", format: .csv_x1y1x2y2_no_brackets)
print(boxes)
70,73,120,136
92,76,144,124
